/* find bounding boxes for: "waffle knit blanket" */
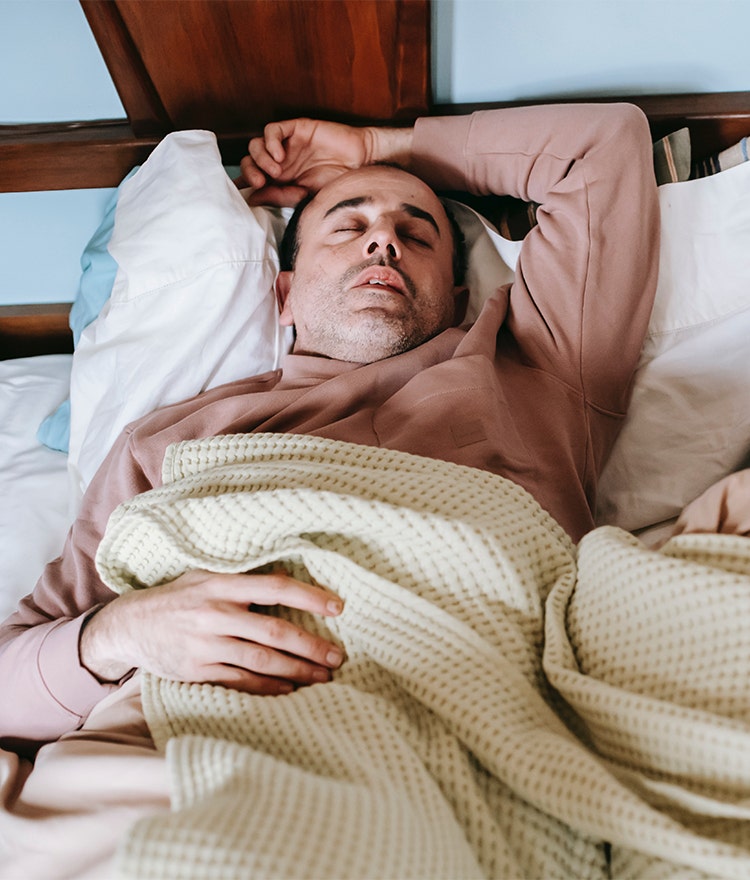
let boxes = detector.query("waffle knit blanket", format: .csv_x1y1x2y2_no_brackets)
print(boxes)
95,434,750,879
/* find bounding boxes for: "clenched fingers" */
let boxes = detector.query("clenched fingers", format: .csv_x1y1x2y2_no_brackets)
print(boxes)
222,609,344,671
198,570,343,616
200,665,310,696
246,121,293,178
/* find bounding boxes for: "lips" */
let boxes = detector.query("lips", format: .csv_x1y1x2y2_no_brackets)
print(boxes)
349,266,408,297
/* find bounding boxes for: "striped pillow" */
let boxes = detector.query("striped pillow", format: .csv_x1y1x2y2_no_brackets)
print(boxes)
693,136,749,178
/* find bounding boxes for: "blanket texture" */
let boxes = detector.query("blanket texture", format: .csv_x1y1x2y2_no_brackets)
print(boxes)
95,434,750,879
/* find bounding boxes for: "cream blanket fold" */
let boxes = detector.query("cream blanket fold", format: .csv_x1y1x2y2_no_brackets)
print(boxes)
95,434,750,879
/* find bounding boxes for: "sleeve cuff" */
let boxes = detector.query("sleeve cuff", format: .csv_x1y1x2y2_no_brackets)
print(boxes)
37,611,128,722
412,115,474,193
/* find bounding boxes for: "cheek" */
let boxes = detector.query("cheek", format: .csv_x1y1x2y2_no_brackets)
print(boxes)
419,265,455,304
285,270,338,325
294,256,346,297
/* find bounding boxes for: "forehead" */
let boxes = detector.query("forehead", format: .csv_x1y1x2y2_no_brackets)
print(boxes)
307,166,448,228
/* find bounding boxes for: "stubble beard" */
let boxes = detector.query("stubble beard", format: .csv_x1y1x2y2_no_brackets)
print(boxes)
293,259,453,363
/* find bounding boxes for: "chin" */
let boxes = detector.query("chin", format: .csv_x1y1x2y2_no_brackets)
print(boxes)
331,331,428,363
298,312,449,364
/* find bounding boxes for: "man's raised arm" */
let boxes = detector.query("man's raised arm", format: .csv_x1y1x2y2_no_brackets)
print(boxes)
409,104,659,414
244,105,659,418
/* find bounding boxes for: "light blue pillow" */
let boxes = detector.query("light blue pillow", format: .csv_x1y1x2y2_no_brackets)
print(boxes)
36,171,137,452
36,164,248,454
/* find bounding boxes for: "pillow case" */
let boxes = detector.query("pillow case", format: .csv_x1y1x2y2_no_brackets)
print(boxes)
693,134,748,178
65,130,293,505
444,199,521,322
595,158,750,532
36,177,127,452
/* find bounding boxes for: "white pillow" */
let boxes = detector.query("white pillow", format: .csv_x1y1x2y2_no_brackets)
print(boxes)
68,130,293,507
596,159,750,531
443,199,521,321
0,356,73,618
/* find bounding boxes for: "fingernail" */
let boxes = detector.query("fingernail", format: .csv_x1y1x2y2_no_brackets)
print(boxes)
326,648,344,667
312,668,331,683
327,599,343,615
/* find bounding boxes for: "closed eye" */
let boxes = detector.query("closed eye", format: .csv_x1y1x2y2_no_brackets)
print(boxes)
399,224,435,248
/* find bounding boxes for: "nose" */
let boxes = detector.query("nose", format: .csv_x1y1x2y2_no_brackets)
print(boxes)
364,220,401,262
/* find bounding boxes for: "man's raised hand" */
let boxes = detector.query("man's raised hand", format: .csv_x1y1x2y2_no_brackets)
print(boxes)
239,118,414,205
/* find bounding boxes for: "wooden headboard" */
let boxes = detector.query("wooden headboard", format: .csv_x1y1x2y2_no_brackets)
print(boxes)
2,0,750,358
0,0,431,196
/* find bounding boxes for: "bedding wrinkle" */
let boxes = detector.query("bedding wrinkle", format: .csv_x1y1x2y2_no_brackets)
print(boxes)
84,435,750,879
0,675,169,880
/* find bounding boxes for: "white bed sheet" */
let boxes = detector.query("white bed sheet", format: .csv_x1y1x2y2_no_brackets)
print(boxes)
0,355,73,620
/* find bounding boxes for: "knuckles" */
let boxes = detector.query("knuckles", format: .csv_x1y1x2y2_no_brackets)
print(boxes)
258,615,288,644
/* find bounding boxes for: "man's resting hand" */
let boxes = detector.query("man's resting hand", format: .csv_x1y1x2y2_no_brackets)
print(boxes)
240,117,414,205
79,570,345,695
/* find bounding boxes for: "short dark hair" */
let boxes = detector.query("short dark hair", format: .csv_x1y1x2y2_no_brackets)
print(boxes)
279,191,467,287
279,192,315,273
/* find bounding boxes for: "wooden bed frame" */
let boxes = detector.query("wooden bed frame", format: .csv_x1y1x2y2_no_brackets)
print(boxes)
2,0,749,360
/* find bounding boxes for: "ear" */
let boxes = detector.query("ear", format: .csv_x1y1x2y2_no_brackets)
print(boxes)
275,271,295,326
452,286,469,326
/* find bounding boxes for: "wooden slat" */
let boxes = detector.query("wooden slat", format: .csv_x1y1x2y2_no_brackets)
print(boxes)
5,91,748,194
0,122,158,192
80,0,171,137
0,304,72,360
0,124,256,193
637,92,750,159
394,0,433,112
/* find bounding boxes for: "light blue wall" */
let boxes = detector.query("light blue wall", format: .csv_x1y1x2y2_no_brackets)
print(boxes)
433,0,750,104
0,0,123,123
0,0,124,306
2,0,749,306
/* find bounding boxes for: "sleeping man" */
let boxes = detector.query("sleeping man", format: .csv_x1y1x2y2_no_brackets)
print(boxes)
0,104,661,857
0,104,659,748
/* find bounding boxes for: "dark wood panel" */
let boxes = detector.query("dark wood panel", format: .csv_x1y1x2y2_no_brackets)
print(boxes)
85,0,430,134
4,91,748,194
0,304,73,360
0,124,254,192
638,91,750,159
4,90,750,356
0,122,158,192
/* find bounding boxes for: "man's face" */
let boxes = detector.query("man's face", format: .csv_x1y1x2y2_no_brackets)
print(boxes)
276,166,465,363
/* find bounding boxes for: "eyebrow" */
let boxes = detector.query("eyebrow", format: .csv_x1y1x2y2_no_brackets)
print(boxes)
323,196,440,236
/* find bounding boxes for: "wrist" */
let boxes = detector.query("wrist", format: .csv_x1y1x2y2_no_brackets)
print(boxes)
365,126,414,169
79,603,135,683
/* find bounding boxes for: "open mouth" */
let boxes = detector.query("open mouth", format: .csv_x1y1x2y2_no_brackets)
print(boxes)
350,267,408,297
359,279,402,295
